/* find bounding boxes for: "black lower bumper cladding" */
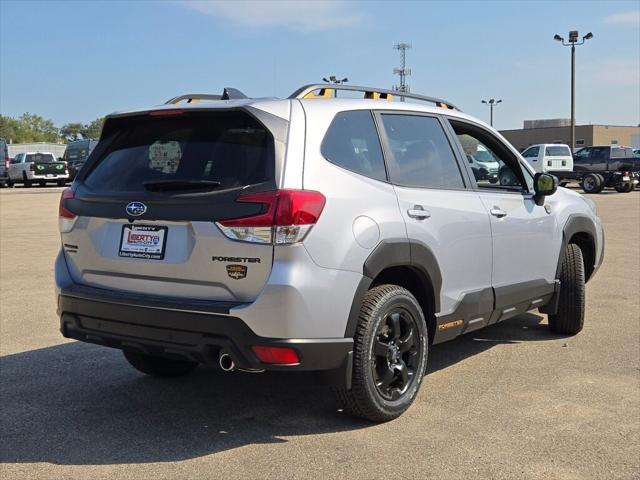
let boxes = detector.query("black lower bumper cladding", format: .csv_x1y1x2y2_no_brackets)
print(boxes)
58,285,353,374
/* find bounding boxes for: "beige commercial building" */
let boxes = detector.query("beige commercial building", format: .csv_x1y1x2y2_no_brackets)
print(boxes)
500,124,640,151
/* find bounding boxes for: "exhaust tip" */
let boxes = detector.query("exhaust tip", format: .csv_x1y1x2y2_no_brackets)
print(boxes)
219,351,236,372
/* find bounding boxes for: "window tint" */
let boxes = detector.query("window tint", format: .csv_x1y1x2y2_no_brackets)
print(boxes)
321,110,386,182
26,153,55,163
84,111,274,193
380,114,464,189
590,147,609,160
451,121,526,192
523,146,539,158
545,146,571,156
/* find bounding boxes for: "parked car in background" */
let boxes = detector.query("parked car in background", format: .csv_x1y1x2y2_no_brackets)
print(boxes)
8,152,69,187
521,144,573,174
463,144,499,183
64,139,97,180
553,145,639,193
0,138,9,187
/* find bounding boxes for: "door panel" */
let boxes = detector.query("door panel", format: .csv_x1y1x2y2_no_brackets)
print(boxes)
395,187,493,319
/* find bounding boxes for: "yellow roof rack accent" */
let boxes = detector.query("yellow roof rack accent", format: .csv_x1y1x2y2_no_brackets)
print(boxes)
364,91,393,101
303,88,335,99
290,84,459,111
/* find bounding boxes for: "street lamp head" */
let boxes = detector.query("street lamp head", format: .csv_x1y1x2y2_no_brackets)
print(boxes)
341,77,349,84
569,30,579,43
554,34,564,42
481,100,487,104
322,77,330,83
496,99,502,104
583,32,594,40
489,98,495,104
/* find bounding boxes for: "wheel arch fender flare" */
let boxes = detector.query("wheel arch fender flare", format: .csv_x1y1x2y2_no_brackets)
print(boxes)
558,214,598,281
344,238,443,337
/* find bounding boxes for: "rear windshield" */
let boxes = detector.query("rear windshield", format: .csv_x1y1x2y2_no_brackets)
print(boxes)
611,147,633,158
26,153,55,163
545,146,571,156
84,111,274,193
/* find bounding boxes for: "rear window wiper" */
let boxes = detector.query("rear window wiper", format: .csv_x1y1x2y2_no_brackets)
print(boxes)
143,179,222,192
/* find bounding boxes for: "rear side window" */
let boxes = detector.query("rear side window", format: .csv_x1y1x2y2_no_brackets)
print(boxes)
321,110,387,182
545,146,571,156
380,114,464,189
26,153,55,163
523,146,539,158
84,111,274,193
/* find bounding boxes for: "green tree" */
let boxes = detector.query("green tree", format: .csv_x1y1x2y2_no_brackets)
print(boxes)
84,117,105,139
61,122,85,141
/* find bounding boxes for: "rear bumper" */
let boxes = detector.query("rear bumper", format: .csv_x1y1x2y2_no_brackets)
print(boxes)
57,283,353,374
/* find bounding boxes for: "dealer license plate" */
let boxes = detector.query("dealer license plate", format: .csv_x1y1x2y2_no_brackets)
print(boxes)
119,224,168,260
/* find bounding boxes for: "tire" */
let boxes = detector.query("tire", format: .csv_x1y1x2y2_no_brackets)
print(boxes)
581,173,601,194
548,244,585,335
123,350,199,377
336,284,429,422
614,183,632,193
22,172,32,188
38,181,46,187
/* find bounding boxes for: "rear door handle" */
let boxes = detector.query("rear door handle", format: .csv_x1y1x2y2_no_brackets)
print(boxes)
490,207,507,218
407,205,431,220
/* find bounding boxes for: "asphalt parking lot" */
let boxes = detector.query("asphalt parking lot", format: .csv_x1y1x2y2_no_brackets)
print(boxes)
0,186,638,480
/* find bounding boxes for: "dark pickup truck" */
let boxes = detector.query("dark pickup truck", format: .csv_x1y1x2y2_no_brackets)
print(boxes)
557,146,639,193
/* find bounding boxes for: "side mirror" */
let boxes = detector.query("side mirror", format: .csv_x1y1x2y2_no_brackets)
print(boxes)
533,172,557,205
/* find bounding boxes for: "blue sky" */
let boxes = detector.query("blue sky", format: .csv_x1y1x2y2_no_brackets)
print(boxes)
1,0,638,130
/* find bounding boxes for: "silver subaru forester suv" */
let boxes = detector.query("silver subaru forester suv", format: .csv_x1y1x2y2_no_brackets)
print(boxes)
56,84,604,421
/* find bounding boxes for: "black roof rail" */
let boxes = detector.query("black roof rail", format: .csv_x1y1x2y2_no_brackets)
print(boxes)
165,87,249,105
289,84,459,111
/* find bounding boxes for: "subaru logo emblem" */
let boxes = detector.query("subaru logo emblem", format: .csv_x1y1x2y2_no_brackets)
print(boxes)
126,201,147,217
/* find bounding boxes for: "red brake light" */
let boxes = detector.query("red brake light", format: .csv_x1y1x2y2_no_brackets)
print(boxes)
59,188,75,219
251,346,300,365
221,190,326,227
216,189,326,244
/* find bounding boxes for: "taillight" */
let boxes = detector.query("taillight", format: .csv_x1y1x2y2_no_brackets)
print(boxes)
251,346,300,365
58,188,77,233
216,189,326,245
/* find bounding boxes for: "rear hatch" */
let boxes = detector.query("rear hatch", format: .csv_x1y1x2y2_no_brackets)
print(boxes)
543,145,573,171
27,153,66,175
62,109,281,302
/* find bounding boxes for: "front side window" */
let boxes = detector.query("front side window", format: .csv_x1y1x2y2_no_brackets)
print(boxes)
379,114,464,189
522,146,539,158
321,110,386,182
574,148,590,161
450,120,527,192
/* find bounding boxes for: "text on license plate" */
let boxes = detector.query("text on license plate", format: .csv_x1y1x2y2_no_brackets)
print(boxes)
119,224,168,260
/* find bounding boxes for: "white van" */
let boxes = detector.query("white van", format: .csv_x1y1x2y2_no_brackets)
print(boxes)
522,144,573,173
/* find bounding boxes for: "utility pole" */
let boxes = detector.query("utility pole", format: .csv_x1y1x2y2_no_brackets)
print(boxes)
393,42,412,100
554,30,593,149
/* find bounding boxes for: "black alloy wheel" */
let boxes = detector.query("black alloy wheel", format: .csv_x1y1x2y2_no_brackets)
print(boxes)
372,308,421,400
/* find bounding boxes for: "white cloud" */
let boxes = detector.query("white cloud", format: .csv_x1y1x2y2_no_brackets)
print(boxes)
604,10,640,26
580,58,640,88
183,0,365,32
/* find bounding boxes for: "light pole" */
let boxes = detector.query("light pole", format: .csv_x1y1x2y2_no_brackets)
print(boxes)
554,30,593,150
322,76,349,85
481,98,502,127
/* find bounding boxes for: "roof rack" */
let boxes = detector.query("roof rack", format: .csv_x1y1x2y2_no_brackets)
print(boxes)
165,87,249,105
289,84,459,111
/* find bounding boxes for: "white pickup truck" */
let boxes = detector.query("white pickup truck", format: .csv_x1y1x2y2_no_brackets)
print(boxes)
522,144,574,174
8,152,69,187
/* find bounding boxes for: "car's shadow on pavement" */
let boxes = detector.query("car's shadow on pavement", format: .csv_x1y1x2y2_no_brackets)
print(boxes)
1,312,554,465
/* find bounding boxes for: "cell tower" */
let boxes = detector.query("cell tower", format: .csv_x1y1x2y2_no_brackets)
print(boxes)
393,42,412,98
